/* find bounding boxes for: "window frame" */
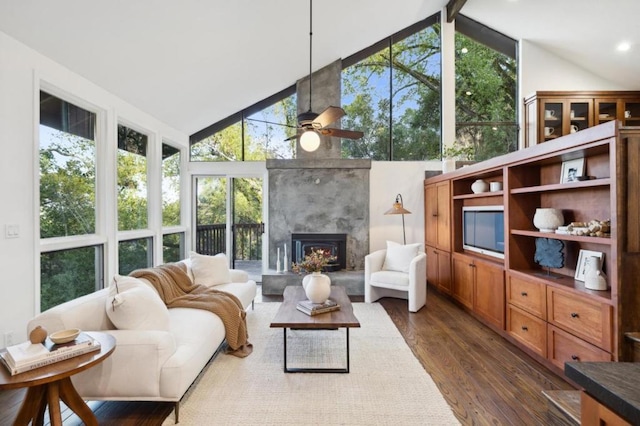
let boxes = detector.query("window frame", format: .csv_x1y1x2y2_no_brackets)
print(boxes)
37,84,109,310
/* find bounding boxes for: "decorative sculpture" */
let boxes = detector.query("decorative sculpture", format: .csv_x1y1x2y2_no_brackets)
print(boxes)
534,238,565,275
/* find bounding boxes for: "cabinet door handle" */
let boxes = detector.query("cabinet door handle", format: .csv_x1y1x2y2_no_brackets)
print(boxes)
432,214,438,217
521,292,528,297
571,355,579,361
521,326,528,331
570,312,579,318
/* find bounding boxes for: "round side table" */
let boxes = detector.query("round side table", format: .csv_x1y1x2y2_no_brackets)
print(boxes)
0,331,116,426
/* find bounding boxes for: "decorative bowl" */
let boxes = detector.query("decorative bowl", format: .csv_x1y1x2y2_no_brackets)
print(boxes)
50,328,81,344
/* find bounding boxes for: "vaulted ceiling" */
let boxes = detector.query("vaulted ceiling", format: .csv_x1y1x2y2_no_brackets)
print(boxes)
1,0,638,136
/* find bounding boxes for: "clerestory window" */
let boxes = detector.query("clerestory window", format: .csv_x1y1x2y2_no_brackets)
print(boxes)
453,15,518,162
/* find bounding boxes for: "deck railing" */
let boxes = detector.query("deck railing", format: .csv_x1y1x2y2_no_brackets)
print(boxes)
195,223,262,260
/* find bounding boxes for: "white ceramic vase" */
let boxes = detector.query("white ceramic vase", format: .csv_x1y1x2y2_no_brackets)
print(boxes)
533,208,564,232
471,179,489,194
302,272,331,303
584,256,607,291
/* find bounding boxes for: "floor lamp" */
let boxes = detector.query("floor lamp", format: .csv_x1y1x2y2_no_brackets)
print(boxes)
384,193,412,244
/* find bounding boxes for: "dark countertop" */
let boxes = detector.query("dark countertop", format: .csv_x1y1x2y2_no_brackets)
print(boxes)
565,362,640,425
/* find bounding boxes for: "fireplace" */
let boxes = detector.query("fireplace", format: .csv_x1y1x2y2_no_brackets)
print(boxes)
291,233,347,272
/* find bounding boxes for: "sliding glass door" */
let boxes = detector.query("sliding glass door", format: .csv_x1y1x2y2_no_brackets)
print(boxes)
193,176,263,280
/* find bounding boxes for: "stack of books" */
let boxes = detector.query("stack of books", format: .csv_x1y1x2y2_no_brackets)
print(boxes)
296,299,340,316
0,332,101,375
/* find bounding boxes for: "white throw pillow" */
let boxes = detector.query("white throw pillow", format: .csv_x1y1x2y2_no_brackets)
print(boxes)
105,275,170,331
189,251,232,287
382,241,420,273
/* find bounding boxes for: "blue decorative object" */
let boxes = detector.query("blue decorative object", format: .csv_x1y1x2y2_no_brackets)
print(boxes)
534,238,565,270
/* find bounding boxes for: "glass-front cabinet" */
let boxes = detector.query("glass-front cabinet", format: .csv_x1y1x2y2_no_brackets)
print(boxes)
524,91,640,146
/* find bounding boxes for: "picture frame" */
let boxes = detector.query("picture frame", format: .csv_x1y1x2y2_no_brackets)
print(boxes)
560,158,585,183
575,249,604,281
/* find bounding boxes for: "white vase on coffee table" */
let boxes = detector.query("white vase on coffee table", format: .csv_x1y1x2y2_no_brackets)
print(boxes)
302,272,331,304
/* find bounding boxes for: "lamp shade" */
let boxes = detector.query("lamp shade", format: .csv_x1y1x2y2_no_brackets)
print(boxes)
300,130,320,152
384,202,411,215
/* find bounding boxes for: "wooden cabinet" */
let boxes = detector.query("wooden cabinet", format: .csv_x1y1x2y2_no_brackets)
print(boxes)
424,121,640,377
548,325,611,370
581,391,632,426
547,287,613,352
426,246,451,294
424,181,451,252
507,305,547,357
524,91,640,146
452,252,505,329
507,273,546,320
452,253,474,310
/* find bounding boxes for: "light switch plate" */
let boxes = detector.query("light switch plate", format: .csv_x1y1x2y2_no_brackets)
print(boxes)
5,224,19,238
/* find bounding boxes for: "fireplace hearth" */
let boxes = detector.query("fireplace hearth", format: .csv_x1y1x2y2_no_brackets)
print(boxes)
292,233,347,272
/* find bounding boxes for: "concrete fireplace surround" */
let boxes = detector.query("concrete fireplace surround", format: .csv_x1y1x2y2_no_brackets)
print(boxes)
262,158,371,295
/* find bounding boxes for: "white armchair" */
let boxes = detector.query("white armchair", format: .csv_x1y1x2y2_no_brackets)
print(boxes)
364,245,427,313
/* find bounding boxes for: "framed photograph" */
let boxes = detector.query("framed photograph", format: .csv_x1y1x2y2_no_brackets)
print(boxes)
560,158,585,183
575,249,604,281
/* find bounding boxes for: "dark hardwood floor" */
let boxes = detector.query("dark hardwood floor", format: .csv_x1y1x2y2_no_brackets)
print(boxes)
0,286,574,425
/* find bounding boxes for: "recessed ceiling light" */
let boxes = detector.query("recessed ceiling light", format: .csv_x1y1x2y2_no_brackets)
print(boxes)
617,42,631,52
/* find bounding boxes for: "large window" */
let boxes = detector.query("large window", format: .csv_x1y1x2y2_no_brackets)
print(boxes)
40,92,97,238
40,246,102,311
117,125,148,230
453,15,518,161
118,237,152,275
162,142,181,227
341,16,442,160
190,91,297,161
39,91,103,310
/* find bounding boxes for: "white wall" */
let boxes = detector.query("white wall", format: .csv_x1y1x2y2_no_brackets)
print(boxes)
369,162,426,252
0,31,188,345
520,41,627,97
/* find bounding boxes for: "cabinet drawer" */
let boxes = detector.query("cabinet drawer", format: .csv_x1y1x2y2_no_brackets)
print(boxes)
507,274,546,319
548,325,612,371
547,287,613,352
507,305,546,357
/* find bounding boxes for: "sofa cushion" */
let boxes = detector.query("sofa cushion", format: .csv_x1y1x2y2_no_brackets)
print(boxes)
106,275,170,331
382,241,420,273
189,251,232,287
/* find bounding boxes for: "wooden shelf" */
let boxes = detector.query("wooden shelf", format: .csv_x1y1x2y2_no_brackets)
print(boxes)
453,190,503,200
510,229,612,245
426,121,640,372
510,178,611,195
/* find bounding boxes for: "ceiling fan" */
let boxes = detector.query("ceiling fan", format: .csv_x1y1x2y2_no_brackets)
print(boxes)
288,0,364,152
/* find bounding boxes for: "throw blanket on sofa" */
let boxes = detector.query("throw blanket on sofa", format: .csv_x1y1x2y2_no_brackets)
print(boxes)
130,263,252,358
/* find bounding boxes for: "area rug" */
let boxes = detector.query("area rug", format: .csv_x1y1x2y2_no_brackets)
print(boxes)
163,303,459,425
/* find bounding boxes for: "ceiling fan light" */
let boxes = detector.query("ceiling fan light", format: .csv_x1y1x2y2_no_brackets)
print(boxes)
300,129,320,152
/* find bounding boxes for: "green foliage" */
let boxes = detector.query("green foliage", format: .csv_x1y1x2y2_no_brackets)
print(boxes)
162,151,181,227
39,128,96,238
341,23,517,162
454,32,517,161
118,238,151,275
341,26,442,160
40,247,99,312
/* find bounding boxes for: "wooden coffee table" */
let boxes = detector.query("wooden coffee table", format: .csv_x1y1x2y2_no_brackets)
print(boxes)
270,285,360,373
0,331,116,426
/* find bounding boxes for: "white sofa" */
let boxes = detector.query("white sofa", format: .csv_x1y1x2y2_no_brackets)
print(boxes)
27,259,256,422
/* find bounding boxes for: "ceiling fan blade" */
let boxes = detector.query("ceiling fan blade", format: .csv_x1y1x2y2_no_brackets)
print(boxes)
283,133,300,142
314,106,345,128
319,128,364,139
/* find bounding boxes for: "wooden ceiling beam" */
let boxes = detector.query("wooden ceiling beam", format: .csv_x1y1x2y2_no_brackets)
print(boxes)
446,0,468,22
